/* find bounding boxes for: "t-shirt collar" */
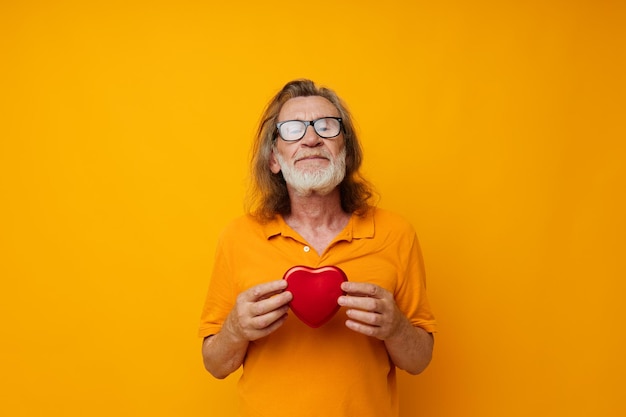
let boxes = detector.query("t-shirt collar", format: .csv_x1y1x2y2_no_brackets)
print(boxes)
261,208,375,241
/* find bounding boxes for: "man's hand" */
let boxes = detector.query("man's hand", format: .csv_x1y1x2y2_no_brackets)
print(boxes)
337,281,405,340
223,279,293,343
203,279,292,379
337,281,433,374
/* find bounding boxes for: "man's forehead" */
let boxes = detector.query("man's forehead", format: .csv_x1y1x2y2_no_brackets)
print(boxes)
278,96,339,120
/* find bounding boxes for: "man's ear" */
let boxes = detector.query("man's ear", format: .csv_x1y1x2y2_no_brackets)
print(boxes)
269,149,281,174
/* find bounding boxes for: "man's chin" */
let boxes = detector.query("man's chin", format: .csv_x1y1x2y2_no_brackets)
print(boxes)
289,181,339,197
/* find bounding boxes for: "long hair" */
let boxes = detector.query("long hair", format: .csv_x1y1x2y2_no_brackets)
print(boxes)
246,79,375,221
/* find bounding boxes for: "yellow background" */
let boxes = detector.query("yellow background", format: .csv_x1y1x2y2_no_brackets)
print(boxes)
1,1,624,416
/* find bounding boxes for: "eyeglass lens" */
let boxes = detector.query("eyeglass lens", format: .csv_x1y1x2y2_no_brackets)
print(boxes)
278,118,341,141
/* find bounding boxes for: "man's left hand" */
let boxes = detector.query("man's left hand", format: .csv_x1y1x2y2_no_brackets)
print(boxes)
337,282,408,340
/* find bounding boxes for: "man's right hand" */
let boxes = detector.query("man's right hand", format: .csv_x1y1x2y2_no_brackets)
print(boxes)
223,279,293,343
202,279,292,379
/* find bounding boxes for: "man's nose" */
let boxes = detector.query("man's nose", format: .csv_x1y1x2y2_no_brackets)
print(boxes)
299,125,323,146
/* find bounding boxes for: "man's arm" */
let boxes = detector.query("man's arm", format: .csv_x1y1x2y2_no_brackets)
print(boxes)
202,279,293,379
382,318,434,375
338,281,434,375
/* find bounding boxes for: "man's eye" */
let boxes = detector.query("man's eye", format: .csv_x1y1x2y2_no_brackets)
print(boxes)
316,122,329,131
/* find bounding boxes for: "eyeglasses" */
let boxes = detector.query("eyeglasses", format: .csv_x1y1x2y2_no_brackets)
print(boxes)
276,117,343,142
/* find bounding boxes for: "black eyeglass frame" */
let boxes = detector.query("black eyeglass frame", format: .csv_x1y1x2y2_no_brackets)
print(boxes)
275,117,344,142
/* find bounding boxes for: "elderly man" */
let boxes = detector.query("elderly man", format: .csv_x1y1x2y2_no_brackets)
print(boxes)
199,79,436,417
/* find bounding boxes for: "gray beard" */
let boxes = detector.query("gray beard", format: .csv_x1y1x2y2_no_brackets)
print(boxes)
274,147,346,197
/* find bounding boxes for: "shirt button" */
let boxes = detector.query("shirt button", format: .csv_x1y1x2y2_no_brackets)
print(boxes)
303,246,310,253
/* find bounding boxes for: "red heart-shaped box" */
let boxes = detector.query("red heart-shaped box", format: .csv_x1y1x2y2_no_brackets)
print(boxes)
283,265,348,328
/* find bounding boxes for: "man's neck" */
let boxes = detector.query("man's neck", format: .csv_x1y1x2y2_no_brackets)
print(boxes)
285,188,348,230
283,188,351,255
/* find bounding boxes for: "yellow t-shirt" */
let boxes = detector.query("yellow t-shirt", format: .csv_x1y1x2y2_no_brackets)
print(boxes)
199,207,436,417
